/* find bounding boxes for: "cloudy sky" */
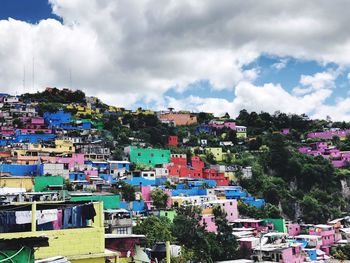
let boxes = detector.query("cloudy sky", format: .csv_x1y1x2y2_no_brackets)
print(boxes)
1,0,350,120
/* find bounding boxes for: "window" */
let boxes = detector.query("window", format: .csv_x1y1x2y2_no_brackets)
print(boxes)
138,152,141,156
116,227,128,235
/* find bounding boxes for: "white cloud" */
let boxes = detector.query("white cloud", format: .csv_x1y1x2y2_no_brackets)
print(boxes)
1,1,350,118
163,80,333,118
292,71,337,96
271,58,288,70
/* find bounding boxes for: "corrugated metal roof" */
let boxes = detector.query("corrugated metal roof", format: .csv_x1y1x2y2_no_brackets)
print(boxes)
0,236,49,249
35,256,70,263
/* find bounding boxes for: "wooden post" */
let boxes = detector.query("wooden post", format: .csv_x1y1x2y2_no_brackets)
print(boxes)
166,241,171,263
31,201,37,232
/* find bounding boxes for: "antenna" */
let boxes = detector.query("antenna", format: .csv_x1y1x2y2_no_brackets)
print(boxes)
69,68,72,88
23,65,26,93
32,56,35,90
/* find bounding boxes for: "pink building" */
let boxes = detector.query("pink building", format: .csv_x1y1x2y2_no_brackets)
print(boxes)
309,224,335,255
252,243,304,263
208,121,236,130
200,215,217,232
200,199,238,232
232,219,269,232
281,128,290,135
19,117,51,134
56,153,85,169
307,129,350,140
288,223,301,236
299,142,350,168
0,125,15,136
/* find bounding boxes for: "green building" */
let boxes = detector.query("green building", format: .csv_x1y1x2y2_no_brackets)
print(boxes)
34,176,64,192
160,210,177,223
0,236,49,263
70,194,120,209
262,218,287,233
127,146,171,167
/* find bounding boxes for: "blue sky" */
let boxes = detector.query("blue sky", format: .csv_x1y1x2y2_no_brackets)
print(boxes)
0,0,61,23
1,1,350,120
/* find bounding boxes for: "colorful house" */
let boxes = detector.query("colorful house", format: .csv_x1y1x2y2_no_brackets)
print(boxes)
308,224,336,255
159,112,197,126
125,146,170,167
167,136,178,147
204,147,224,162
0,201,119,262
203,168,229,186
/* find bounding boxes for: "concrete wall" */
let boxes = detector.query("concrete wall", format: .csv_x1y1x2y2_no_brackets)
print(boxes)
0,177,34,191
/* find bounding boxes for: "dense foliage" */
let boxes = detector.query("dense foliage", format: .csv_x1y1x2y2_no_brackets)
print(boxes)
134,205,240,262
22,87,86,103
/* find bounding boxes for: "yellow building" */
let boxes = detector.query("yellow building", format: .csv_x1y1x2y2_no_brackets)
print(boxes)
224,171,237,182
205,147,224,162
0,201,119,262
236,125,247,139
14,140,75,156
108,106,124,113
0,176,34,191
66,104,102,118
134,108,155,116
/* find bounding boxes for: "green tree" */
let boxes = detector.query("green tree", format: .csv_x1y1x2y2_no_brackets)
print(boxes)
151,188,169,210
134,216,174,247
213,206,239,260
112,182,135,202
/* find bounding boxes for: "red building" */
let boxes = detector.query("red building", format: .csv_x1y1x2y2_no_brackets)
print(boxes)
168,155,205,179
170,154,187,166
191,156,204,170
203,168,229,186
168,135,178,147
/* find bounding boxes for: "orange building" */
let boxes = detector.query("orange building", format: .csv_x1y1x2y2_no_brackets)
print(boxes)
159,113,197,126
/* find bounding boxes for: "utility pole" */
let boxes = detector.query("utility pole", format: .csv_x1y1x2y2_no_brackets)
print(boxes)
32,56,35,90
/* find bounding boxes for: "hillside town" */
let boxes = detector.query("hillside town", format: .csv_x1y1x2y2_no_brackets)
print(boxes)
1,88,350,262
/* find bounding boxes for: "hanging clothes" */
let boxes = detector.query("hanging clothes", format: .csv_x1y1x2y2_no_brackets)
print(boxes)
63,207,73,229
37,209,58,225
0,211,17,233
15,211,32,224
82,203,96,222
72,205,83,227
52,209,63,230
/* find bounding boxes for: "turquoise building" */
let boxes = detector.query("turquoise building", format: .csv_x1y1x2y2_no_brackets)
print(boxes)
127,146,170,167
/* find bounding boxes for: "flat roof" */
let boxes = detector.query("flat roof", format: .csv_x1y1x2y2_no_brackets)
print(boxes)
104,209,129,213
314,224,333,229
238,237,259,242
328,218,344,224
203,199,234,204
108,161,130,164
295,235,322,240
105,234,145,239
232,227,256,231
233,219,262,223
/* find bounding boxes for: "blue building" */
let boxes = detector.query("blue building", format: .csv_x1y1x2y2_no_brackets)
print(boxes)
44,110,72,129
1,164,42,176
